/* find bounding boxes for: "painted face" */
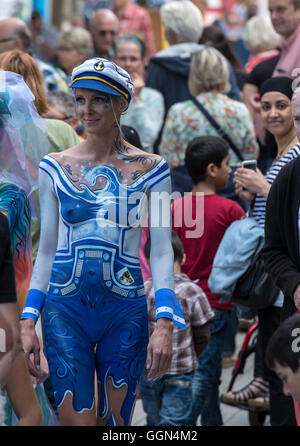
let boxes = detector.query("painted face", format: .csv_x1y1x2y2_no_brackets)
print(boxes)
215,154,232,190
269,0,300,38
274,361,300,402
115,41,144,77
260,91,294,138
75,88,117,134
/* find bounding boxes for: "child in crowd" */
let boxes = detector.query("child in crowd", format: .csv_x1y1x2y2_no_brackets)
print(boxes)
172,135,245,426
139,231,214,426
266,314,300,426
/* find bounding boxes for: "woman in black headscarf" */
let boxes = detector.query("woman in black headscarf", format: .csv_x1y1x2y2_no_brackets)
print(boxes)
234,76,299,226
223,77,300,426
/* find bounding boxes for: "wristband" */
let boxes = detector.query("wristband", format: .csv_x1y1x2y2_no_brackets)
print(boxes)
21,289,46,323
155,288,186,329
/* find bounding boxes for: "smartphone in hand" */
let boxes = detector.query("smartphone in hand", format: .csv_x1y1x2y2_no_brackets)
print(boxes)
241,160,257,192
242,160,257,171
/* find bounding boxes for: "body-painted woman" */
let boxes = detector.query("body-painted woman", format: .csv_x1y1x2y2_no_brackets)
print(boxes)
20,58,185,426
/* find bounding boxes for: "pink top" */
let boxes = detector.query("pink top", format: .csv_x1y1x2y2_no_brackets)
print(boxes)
273,26,300,78
115,2,155,64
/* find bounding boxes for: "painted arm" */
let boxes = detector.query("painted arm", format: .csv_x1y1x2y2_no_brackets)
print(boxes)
22,167,58,320
20,166,58,378
145,165,185,379
148,168,185,326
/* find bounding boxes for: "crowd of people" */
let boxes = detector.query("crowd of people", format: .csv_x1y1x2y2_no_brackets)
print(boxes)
1,0,300,428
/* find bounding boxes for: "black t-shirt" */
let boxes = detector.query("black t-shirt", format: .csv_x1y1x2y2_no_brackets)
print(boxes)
0,213,16,304
246,55,281,89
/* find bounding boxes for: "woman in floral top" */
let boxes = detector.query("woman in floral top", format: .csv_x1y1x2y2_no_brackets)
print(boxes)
159,47,259,169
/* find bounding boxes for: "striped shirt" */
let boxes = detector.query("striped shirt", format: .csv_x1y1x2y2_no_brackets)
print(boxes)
252,143,300,228
145,273,214,375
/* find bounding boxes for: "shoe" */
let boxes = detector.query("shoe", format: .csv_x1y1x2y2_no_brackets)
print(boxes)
248,395,270,409
222,354,238,368
222,377,269,406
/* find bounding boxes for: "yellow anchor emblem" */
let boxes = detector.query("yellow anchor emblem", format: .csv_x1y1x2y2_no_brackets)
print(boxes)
94,61,104,71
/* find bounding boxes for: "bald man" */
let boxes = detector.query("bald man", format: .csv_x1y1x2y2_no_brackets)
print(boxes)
90,9,119,59
0,17,31,53
0,17,69,93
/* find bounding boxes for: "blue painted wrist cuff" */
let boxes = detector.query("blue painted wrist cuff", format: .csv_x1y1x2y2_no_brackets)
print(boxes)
155,288,186,329
21,289,46,323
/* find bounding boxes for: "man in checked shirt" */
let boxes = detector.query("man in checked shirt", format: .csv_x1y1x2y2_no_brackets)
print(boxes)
139,231,214,426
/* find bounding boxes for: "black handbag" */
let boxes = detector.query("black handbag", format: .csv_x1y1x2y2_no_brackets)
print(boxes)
232,253,280,310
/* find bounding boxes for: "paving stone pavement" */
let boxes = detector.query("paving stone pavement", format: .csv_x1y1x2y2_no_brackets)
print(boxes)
131,329,271,427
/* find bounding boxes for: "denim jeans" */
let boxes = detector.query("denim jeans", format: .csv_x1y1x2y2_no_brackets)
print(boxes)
222,305,238,357
139,370,194,426
188,309,230,426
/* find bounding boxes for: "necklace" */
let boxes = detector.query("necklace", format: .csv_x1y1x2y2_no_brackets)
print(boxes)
276,135,298,161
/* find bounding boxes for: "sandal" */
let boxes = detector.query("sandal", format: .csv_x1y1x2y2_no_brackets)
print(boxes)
222,377,269,406
248,394,270,409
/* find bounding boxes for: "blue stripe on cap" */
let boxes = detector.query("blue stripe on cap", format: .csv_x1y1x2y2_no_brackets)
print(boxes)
70,71,130,100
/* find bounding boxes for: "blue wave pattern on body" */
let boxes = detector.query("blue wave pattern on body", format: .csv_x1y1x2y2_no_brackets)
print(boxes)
40,155,168,421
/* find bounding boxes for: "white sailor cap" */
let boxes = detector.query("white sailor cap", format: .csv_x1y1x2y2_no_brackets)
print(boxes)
70,58,134,103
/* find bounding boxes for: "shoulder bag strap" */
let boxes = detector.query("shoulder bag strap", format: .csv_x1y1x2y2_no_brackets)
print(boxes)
191,96,245,162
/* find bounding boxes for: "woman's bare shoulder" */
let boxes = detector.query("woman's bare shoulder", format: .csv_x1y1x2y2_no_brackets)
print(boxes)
47,142,85,162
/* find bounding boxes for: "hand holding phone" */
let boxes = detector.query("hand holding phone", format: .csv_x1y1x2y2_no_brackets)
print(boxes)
239,160,257,193
241,160,257,171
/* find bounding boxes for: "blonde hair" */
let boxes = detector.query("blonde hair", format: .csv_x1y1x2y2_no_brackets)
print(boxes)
243,17,281,55
58,27,93,56
188,47,230,95
0,50,49,115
